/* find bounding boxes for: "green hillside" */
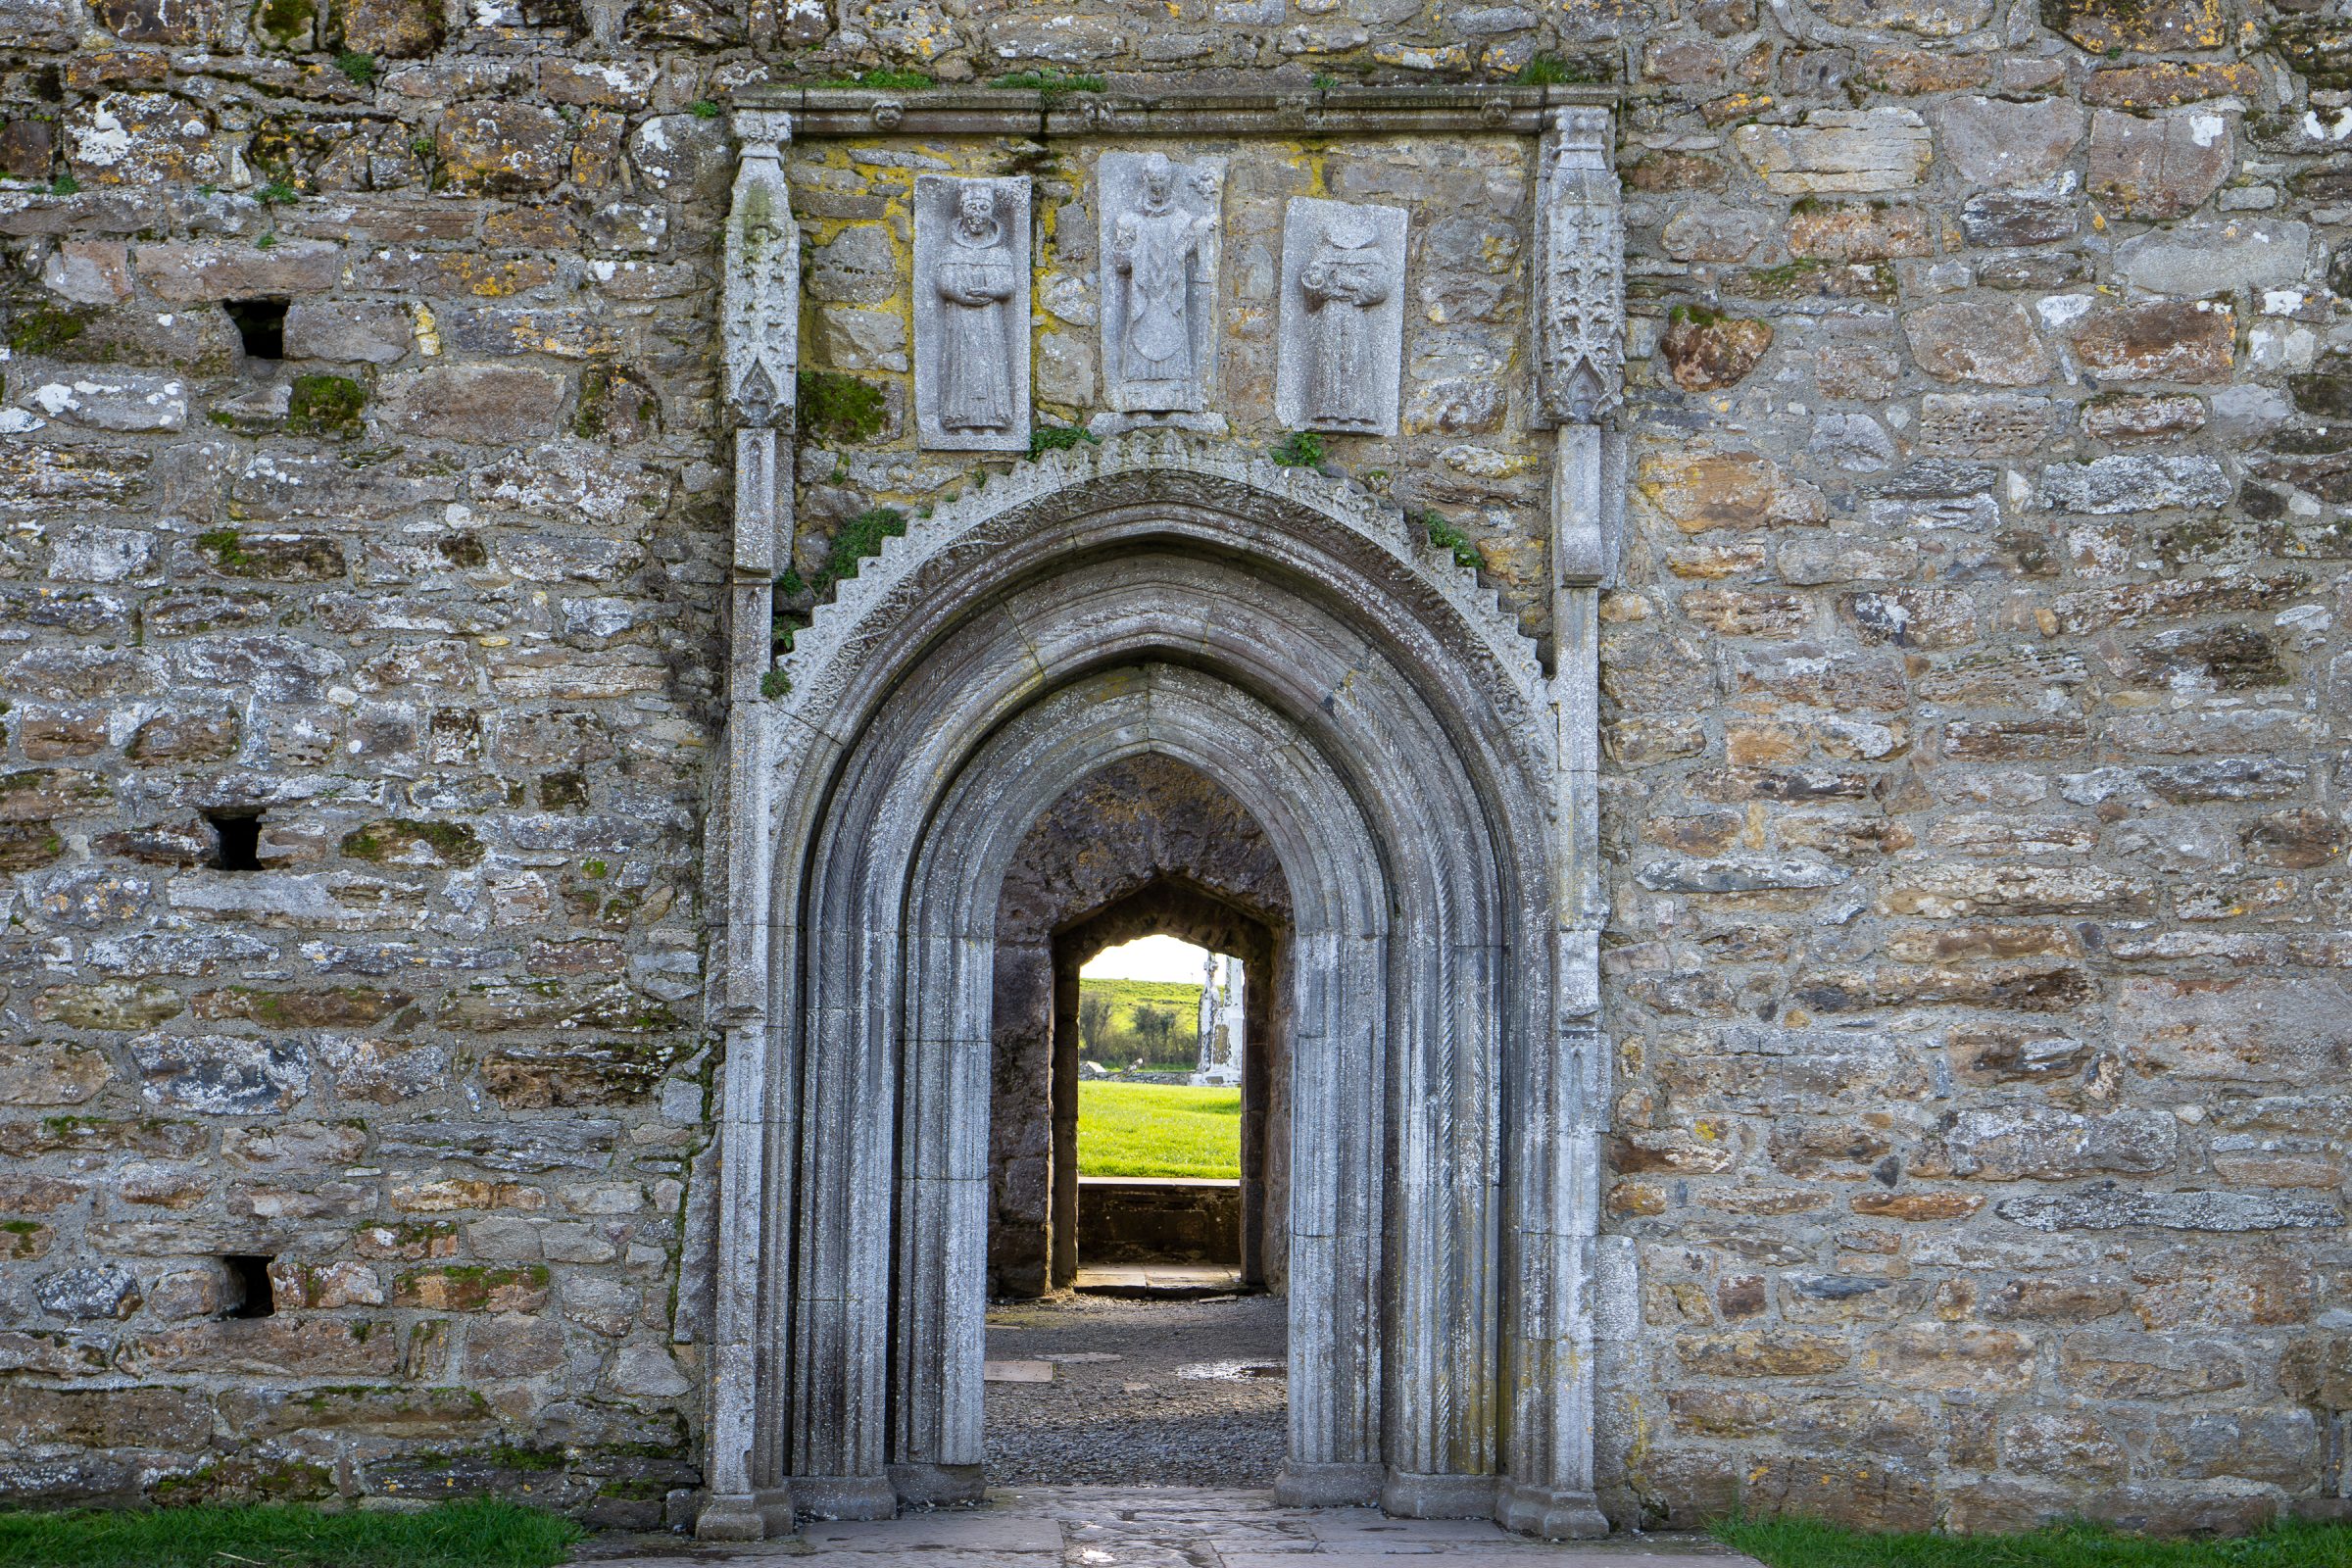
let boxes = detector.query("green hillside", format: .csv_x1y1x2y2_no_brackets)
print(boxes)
1077,976,1201,1070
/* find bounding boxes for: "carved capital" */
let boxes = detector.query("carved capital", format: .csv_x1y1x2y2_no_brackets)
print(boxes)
725,112,799,427
1533,108,1623,427
1548,105,1611,154
732,108,793,162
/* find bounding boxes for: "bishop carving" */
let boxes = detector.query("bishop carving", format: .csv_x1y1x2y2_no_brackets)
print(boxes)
1100,151,1223,417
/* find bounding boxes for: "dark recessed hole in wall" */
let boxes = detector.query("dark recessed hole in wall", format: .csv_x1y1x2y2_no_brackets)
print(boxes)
224,1254,275,1318
206,810,263,871
225,299,287,360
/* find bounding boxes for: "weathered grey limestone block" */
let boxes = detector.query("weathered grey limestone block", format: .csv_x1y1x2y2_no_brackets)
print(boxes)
1097,151,1224,422
1276,197,1406,436
913,174,1030,452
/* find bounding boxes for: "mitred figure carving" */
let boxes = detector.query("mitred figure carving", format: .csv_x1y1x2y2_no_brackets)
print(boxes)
1110,152,1218,410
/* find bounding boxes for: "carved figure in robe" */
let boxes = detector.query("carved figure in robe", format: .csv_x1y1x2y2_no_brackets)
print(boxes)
1298,206,1393,428
935,182,1018,431
1109,153,1217,409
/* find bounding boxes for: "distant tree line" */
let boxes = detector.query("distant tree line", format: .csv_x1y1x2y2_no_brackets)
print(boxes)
1076,977,1200,1070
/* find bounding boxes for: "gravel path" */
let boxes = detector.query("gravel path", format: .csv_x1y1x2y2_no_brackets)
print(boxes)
983,1293,1287,1488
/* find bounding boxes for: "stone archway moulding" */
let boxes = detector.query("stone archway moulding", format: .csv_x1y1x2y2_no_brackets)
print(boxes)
701,90,1629,1544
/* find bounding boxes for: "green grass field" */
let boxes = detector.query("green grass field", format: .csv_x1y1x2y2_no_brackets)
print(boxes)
0,1499,579,1568
1076,1081,1241,1178
1716,1518,2352,1568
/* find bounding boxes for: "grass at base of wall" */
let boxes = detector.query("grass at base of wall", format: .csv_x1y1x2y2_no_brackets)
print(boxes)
0,1498,581,1568
1716,1517,2352,1568
1076,1081,1241,1179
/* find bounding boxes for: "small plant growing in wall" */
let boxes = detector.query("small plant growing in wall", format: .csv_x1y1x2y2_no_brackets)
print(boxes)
992,68,1107,105
1516,52,1609,85
1267,430,1325,469
286,373,368,438
1419,510,1481,571
796,370,888,445
9,304,88,356
820,507,906,590
1027,423,1098,460
810,68,936,90
334,50,377,85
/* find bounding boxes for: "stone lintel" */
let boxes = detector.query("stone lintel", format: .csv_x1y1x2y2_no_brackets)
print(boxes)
735,84,1615,139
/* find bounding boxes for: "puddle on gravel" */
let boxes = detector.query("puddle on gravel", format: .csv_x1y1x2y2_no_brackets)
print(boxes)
1176,1359,1285,1381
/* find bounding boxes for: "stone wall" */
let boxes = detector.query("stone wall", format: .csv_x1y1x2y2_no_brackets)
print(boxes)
1076,1178,1244,1267
0,0,2347,1537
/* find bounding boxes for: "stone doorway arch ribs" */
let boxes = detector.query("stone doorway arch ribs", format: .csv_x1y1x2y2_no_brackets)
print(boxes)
701,89,1628,1543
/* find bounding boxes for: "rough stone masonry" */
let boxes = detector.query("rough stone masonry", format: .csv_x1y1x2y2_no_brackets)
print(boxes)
0,0,2347,1543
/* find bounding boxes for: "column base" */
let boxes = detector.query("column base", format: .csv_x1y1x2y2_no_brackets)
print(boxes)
788,1474,898,1520
889,1461,985,1507
695,1486,795,1541
1273,1460,1384,1508
1383,1470,1496,1519
1496,1481,1610,1540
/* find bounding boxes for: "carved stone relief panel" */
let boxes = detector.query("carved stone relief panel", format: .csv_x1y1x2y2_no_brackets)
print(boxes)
1276,197,1407,437
1098,150,1225,418
1533,107,1624,426
722,109,798,429
913,173,1031,452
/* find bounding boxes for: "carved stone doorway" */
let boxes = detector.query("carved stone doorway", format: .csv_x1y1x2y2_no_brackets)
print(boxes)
992,756,1290,1297
706,444,1612,1543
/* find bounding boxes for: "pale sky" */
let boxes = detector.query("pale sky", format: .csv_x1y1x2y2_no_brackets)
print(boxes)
1082,934,1211,984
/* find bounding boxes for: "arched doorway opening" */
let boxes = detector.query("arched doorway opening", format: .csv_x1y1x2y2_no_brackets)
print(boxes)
705,439,1606,1542
990,754,1292,1298
1057,893,1278,1293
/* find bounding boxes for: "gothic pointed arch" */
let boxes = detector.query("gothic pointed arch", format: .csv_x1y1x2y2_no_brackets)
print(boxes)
704,435,1608,1542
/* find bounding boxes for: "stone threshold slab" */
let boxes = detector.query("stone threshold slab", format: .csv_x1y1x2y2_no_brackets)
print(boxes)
586,1488,1761,1565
